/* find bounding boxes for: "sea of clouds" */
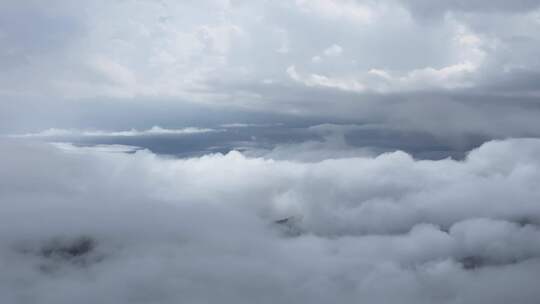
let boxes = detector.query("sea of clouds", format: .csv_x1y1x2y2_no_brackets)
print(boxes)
1,138,540,303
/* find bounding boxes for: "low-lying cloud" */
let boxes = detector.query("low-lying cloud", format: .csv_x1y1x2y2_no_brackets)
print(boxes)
1,138,539,303
10,126,219,138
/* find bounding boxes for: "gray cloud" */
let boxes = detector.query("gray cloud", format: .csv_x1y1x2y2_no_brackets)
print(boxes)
1,139,540,303
2,2,540,302
400,0,540,16
1,0,539,141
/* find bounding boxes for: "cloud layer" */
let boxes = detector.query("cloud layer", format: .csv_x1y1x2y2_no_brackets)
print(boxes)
1,138,540,303
1,0,540,140
10,126,219,138
2,1,540,302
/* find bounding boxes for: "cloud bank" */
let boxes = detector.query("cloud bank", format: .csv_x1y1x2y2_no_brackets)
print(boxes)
1,138,540,303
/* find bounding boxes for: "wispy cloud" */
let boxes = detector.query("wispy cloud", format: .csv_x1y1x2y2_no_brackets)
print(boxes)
51,143,143,153
10,126,220,138
220,123,283,128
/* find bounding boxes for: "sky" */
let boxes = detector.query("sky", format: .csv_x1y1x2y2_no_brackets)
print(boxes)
1,0,540,303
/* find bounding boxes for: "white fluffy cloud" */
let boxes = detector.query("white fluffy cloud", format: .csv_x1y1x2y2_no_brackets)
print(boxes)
1,138,540,303
323,44,343,57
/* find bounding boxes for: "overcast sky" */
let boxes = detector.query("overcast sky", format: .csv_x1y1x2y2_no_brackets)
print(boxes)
1,0,540,137
2,1,540,303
